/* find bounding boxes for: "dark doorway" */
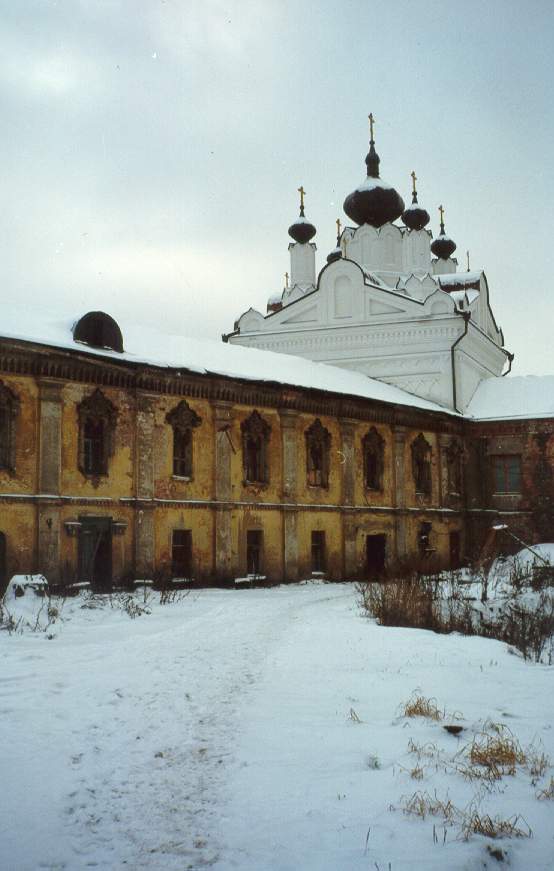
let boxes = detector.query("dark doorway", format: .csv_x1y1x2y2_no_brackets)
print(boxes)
0,532,6,595
311,531,326,573
366,534,386,577
79,517,112,590
449,531,461,570
246,530,263,575
172,529,192,578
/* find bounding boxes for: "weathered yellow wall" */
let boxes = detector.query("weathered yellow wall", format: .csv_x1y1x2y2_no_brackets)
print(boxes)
0,504,36,577
153,396,214,501
0,374,38,495
155,507,214,582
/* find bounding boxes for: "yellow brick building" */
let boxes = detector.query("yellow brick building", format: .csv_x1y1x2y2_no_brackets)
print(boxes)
0,309,465,590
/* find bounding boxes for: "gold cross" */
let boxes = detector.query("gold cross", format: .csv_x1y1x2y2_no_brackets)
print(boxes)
285,271,289,287
466,250,470,272
411,170,417,194
439,204,445,225
297,186,305,210
368,113,375,140
336,218,342,237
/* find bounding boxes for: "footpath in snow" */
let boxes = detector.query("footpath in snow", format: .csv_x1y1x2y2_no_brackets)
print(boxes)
1,582,553,870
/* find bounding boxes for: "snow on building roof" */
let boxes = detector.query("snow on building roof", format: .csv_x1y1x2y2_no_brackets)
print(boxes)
0,304,455,416
438,271,482,290
467,375,554,420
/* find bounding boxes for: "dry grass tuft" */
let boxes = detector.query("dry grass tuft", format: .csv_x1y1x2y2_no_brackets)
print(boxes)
402,694,443,721
400,791,457,822
468,725,525,775
527,749,551,780
536,777,554,800
461,812,532,840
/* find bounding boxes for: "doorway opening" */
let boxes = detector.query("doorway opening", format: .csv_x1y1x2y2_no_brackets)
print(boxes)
366,534,386,577
246,530,263,575
78,517,112,590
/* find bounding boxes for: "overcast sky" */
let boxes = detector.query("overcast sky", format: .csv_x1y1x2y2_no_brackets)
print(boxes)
2,0,553,375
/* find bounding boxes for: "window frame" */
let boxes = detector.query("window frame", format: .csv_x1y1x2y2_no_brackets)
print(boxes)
241,411,271,485
166,400,202,481
305,418,331,489
0,381,19,474
362,427,384,491
492,454,522,494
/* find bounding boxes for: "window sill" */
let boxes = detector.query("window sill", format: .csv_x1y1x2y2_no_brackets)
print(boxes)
307,484,329,491
243,480,269,488
172,475,192,482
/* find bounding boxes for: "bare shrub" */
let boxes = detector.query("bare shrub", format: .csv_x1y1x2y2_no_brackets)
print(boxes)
460,811,531,840
536,777,554,800
399,790,457,823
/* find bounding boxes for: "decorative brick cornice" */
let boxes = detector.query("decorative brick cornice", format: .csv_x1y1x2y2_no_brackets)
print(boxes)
0,337,462,433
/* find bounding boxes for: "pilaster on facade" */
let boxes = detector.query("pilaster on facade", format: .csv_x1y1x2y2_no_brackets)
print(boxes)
37,379,63,582
212,400,235,503
134,391,157,578
438,433,451,508
279,409,299,499
392,425,408,560
339,418,357,506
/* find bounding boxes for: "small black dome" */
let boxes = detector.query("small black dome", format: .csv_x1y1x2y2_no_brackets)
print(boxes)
288,216,316,244
73,311,123,352
402,176,430,231
343,139,404,228
430,207,457,260
326,247,342,264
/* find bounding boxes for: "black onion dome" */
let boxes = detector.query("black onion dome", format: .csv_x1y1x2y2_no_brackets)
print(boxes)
402,186,430,232
343,139,405,228
326,247,342,264
288,198,316,244
431,209,457,260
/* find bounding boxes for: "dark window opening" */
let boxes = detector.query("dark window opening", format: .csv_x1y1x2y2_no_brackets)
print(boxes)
172,530,192,578
493,455,522,494
0,381,19,472
246,530,263,575
363,427,384,491
449,530,461,569
241,411,270,484
77,389,117,479
366,534,386,576
173,429,192,477
306,419,330,489
311,531,326,573
83,418,105,476
412,434,432,497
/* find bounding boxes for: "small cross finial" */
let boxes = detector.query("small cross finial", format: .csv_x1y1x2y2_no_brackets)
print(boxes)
285,271,289,288
298,185,305,211
411,170,417,195
438,204,445,229
336,217,342,237
368,113,375,141
466,250,470,272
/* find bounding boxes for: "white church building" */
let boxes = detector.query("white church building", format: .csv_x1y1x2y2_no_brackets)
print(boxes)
225,118,511,414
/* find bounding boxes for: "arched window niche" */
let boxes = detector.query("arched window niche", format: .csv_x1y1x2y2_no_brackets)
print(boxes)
0,381,19,473
77,389,117,478
166,400,202,479
362,427,384,491
305,418,331,489
411,433,432,498
241,410,271,484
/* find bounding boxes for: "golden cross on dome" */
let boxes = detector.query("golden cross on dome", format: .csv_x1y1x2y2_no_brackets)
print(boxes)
439,204,445,225
297,186,305,210
336,218,342,237
368,113,375,141
285,271,289,288
411,171,417,194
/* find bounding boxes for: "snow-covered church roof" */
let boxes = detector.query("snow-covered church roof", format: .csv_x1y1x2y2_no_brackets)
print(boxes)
466,375,554,421
0,304,455,416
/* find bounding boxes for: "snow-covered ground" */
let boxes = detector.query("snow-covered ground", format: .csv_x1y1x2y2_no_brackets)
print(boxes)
1,583,553,870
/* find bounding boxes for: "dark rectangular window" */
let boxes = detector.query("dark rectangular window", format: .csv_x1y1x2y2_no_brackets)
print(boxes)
311,531,326,573
246,530,263,575
172,530,192,578
173,429,192,477
83,418,105,475
493,455,522,494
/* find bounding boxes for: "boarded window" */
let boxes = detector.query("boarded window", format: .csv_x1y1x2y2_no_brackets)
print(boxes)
311,531,326,573
493,455,522,494
246,530,263,575
172,530,192,578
